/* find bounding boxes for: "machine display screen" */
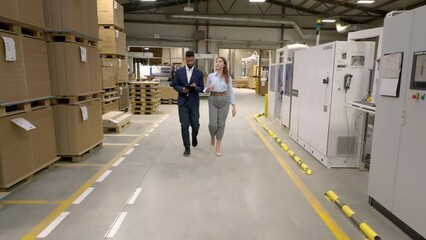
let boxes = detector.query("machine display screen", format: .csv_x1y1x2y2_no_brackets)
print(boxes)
411,51,426,89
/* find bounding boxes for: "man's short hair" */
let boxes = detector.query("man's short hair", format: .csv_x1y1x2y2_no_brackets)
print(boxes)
185,51,195,58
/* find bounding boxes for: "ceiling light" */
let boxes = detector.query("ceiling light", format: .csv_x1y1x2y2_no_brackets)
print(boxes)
322,19,336,23
184,0,194,12
140,0,156,2
357,0,375,3
249,0,266,2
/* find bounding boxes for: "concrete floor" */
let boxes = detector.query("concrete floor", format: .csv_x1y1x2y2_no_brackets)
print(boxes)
0,89,410,240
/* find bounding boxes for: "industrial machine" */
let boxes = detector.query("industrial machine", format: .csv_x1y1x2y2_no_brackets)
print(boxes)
289,41,375,168
368,5,426,239
270,44,308,127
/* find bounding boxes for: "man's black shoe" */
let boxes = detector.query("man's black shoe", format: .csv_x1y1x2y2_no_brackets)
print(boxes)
183,148,190,157
192,136,198,147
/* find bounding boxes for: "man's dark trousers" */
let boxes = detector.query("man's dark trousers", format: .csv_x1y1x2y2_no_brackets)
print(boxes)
179,100,199,148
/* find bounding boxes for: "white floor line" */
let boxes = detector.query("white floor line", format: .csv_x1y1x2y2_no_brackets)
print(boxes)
96,170,112,183
112,157,126,167
134,143,140,147
37,212,70,238
154,124,159,128
105,212,128,238
125,148,135,155
127,188,143,205
72,187,95,205
149,129,155,133
145,134,150,137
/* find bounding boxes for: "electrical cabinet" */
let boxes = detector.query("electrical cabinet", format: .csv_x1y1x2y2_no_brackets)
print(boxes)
368,5,426,239
290,41,375,168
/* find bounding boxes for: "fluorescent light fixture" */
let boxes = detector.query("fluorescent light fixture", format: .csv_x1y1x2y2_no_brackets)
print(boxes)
249,0,266,2
322,19,336,23
357,0,374,3
144,47,149,50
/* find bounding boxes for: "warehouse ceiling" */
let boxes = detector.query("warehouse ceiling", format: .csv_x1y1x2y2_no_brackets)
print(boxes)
115,0,426,30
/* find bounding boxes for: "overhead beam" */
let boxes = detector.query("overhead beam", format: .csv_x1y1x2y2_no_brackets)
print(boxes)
123,0,209,13
315,0,387,15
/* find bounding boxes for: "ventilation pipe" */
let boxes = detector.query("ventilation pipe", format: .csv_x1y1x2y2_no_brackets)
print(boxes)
170,14,316,40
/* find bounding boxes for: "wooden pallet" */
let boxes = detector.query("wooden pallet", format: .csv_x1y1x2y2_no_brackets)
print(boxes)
117,82,129,87
0,98,51,117
161,99,178,104
52,93,102,105
45,32,97,47
0,158,59,192
100,54,126,60
102,88,118,100
132,110,158,115
98,25,124,32
132,102,159,107
59,141,103,163
0,20,44,39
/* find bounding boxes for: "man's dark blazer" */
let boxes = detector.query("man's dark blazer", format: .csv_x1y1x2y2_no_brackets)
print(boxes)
172,66,204,107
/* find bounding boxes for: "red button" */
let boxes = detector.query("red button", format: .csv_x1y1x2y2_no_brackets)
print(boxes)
413,94,417,99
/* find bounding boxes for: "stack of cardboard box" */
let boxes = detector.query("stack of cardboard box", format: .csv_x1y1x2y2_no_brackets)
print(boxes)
97,0,129,114
43,0,104,160
0,0,58,188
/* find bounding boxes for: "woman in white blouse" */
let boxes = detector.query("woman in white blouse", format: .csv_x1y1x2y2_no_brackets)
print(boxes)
204,57,237,156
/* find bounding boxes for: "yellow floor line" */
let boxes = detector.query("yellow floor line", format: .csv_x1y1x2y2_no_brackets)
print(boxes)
21,118,163,240
3,200,64,205
247,116,350,240
54,163,106,167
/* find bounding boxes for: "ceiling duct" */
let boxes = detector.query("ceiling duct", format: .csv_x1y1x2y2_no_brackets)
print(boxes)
169,14,316,40
335,22,359,33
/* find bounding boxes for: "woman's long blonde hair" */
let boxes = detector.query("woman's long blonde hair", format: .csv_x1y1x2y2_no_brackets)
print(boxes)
217,56,229,84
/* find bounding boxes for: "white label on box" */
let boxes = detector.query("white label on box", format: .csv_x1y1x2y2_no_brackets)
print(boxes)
80,106,89,121
115,30,119,39
11,118,36,131
118,59,122,68
1,36,16,62
80,46,87,63
114,0,118,9
119,87,123,95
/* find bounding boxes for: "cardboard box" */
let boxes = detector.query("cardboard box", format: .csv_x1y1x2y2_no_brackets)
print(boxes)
101,58,128,83
118,86,130,110
18,0,44,29
159,87,178,99
87,46,102,93
28,107,57,170
53,100,103,156
90,100,104,145
98,28,126,55
0,0,18,22
102,100,119,114
0,32,27,104
0,112,34,187
85,0,99,39
43,0,86,34
248,77,257,89
22,36,51,100
101,66,116,89
47,42,90,96
97,0,124,29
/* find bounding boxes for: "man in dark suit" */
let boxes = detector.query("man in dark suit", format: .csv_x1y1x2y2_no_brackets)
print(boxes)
172,51,205,157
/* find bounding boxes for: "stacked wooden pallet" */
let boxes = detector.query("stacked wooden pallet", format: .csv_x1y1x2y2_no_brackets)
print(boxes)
130,81,160,115
102,111,132,132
